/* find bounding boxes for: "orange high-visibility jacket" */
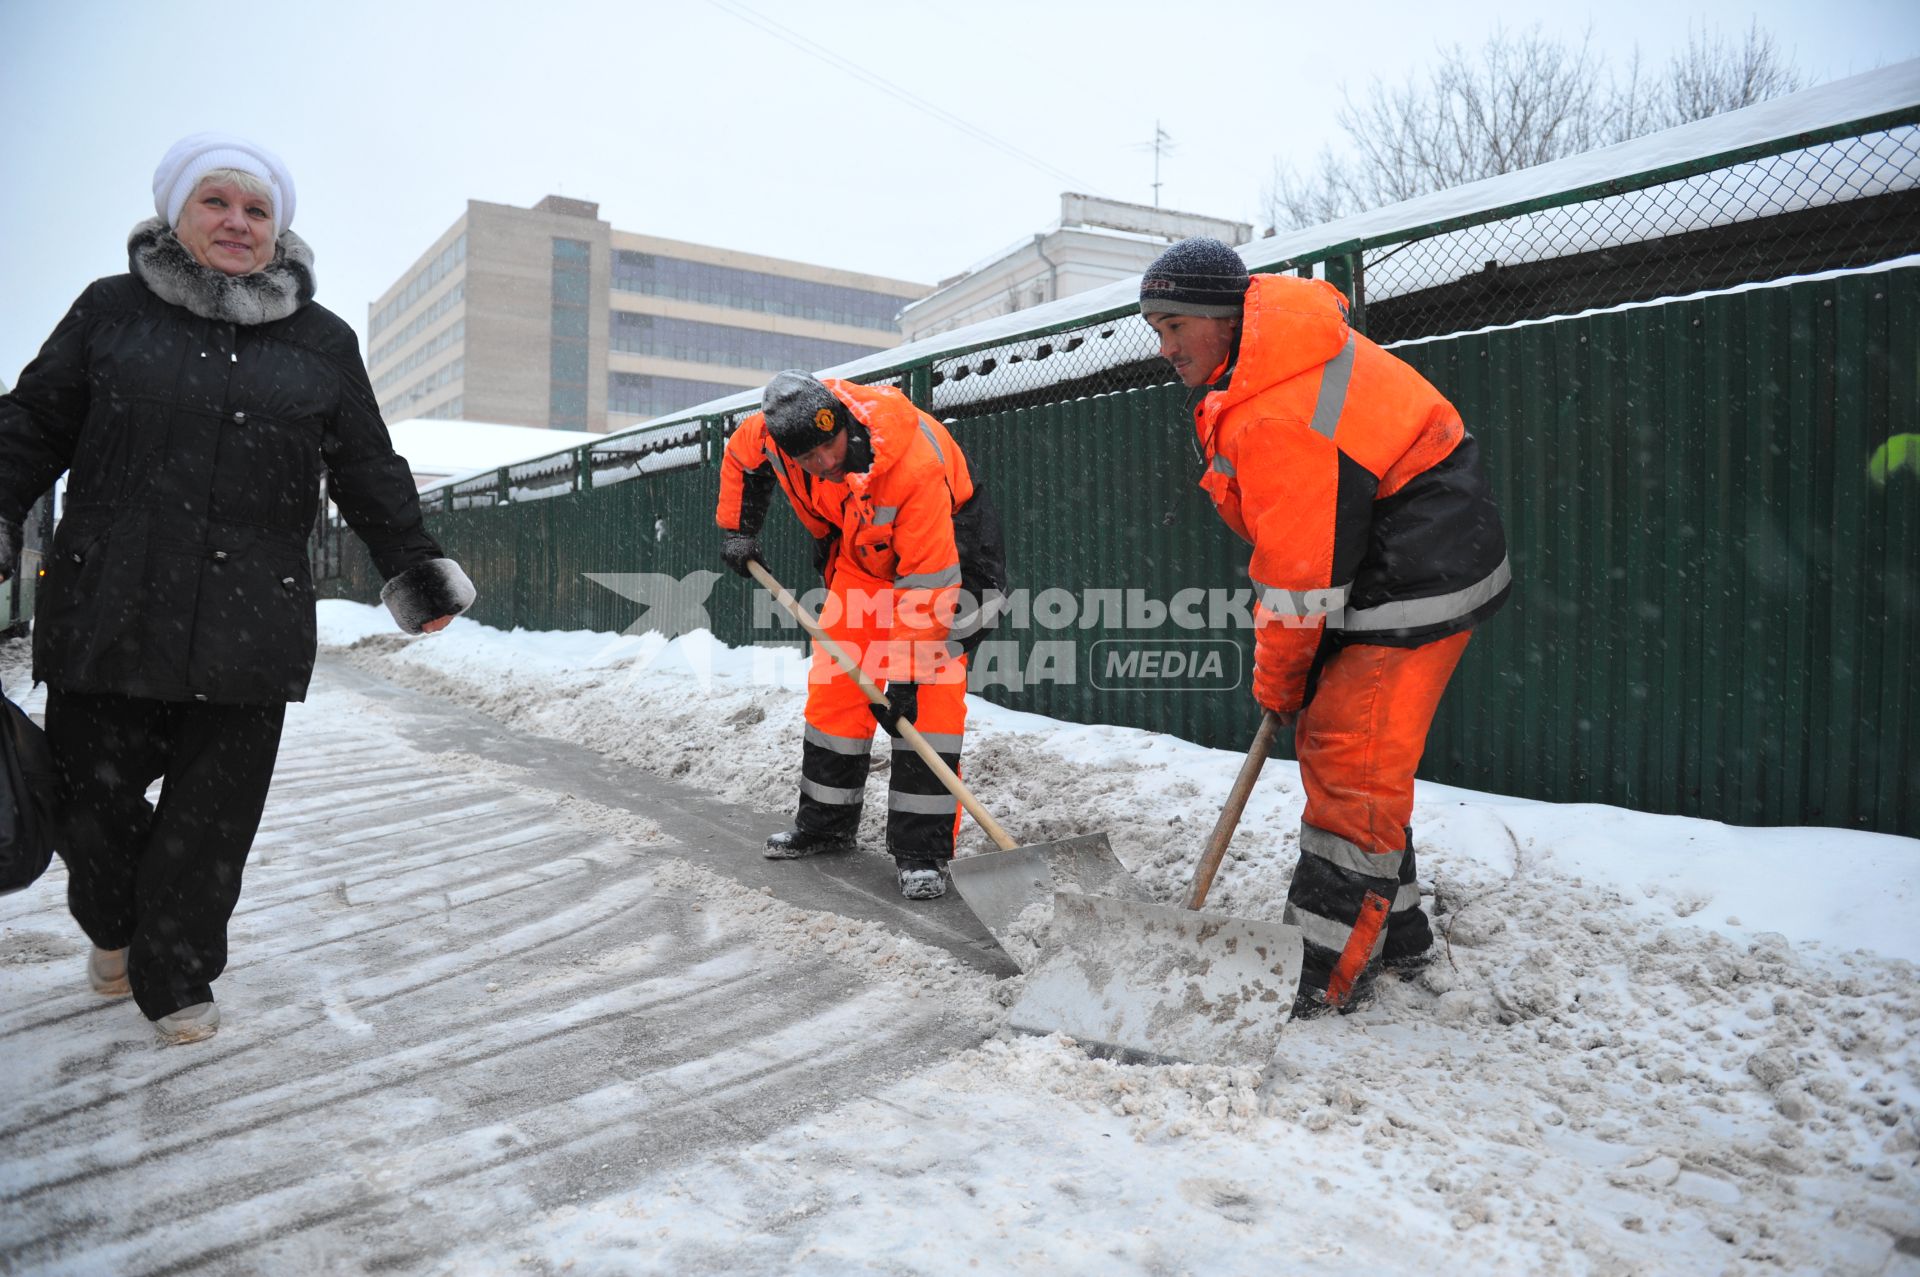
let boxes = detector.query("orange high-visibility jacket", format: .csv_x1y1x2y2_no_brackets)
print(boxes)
717,379,975,679
1193,275,1509,714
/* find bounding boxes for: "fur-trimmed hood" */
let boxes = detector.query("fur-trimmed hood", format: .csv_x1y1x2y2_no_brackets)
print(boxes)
127,217,316,326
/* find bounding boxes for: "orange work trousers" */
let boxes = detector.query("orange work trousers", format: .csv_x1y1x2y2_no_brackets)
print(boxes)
1285,632,1469,1008
796,563,968,857
1295,631,1471,856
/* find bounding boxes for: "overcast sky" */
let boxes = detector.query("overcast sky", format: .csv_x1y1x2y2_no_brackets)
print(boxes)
2,0,1915,384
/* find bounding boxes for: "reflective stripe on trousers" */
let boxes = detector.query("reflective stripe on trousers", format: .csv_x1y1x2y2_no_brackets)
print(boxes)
1282,821,1399,969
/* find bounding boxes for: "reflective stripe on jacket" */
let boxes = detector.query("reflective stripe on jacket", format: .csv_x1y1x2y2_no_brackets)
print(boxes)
717,380,974,679
1194,275,1509,714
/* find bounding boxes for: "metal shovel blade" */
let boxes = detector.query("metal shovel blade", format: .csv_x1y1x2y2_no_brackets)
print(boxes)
949,834,1145,967
1007,891,1303,1069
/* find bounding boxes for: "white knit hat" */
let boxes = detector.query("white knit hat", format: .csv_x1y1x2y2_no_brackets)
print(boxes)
152,132,296,237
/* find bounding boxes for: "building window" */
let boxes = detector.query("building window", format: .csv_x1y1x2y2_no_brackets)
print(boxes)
371,233,467,339
380,358,464,420
609,311,885,371
608,372,744,419
551,269,592,307
552,341,588,385
369,281,465,368
550,238,592,430
373,319,465,393
611,251,908,332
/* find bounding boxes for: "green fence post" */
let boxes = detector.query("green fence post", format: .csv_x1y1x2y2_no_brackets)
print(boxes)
1324,250,1366,333
578,444,593,493
907,362,932,411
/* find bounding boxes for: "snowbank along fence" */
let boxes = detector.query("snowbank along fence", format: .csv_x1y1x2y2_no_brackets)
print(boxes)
316,68,1920,837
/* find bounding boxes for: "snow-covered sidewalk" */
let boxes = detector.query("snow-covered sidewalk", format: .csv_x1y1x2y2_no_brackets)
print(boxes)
0,648,991,1276
3,605,1917,1275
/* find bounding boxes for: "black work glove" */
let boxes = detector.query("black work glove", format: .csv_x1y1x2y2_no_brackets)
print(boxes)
719,531,762,578
869,681,919,738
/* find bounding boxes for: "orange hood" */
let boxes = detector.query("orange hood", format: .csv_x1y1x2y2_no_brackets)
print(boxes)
821,378,931,496
1210,274,1352,413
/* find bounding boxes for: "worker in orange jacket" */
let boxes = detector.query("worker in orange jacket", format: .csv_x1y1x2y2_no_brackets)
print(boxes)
1140,238,1510,1017
715,370,1003,900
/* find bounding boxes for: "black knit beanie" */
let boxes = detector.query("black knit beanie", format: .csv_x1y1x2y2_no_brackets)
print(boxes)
762,370,849,457
1138,237,1250,317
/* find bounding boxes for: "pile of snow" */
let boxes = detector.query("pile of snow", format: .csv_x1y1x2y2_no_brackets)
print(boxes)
315,601,1920,1274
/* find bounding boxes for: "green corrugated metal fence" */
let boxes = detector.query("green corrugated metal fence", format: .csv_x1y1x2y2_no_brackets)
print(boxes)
1399,266,1918,835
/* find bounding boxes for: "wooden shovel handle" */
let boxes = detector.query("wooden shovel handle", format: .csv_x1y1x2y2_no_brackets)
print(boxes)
1184,711,1281,910
747,559,1017,852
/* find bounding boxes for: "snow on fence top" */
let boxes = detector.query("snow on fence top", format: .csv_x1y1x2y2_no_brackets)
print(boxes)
417,60,1920,504
836,60,1920,400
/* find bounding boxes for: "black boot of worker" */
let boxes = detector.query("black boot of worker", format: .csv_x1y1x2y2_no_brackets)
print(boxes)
1382,911,1435,971
763,827,857,860
894,857,949,900
1291,952,1381,1020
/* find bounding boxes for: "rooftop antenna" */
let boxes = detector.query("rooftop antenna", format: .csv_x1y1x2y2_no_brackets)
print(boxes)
1131,121,1176,206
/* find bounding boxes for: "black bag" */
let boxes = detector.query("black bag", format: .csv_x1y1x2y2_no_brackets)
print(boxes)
0,678,56,895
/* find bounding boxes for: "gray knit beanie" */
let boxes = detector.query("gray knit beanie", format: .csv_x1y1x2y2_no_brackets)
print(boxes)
1139,237,1250,317
762,370,849,457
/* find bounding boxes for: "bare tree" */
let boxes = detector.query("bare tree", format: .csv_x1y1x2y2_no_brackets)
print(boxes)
1262,22,1802,234
1266,148,1362,234
1657,20,1802,128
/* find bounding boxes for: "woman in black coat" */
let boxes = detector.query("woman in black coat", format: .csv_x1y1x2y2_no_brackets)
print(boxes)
0,132,475,1045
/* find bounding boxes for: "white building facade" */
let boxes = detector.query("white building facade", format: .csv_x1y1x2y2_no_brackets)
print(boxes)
898,194,1252,343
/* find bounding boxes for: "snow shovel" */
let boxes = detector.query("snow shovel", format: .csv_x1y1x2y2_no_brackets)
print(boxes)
746,561,1142,962
1007,711,1304,1069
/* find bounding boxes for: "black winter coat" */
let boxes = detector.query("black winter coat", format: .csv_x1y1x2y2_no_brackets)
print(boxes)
0,221,443,704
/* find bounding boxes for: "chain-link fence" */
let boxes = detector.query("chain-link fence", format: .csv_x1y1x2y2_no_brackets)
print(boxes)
1353,126,1920,344
925,313,1172,421
586,418,705,490
907,121,1920,420
392,112,1919,504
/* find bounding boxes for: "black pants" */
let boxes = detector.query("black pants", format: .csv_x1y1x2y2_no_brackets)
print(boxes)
46,690,286,1020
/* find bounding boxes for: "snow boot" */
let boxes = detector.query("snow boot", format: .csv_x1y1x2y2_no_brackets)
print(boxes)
894,857,949,901
1291,950,1344,1020
1291,987,1333,1021
763,827,856,860
87,947,130,998
154,1001,220,1046
1382,912,1435,973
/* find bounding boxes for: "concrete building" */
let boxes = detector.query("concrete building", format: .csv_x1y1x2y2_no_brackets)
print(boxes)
898,193,1253,343
367,196,930,433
